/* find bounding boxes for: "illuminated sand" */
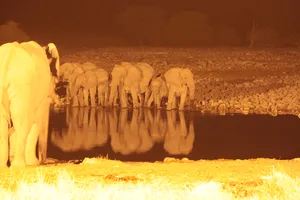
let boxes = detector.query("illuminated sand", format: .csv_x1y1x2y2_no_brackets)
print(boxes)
0,158,300,199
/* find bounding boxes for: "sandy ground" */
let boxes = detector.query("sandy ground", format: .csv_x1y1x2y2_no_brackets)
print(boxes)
1,158,300,199
60,47,300,116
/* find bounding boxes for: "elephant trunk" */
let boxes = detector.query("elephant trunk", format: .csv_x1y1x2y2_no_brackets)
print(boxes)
188,80,195,107
108,81,118,106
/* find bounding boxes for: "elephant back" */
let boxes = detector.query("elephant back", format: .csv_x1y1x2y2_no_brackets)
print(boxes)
81,70,98,89
82,62,97,72
68,65,84,83
60,62,75,77
94,68,109,84
164,67,183,88
111,64,125,83
123,64,143,87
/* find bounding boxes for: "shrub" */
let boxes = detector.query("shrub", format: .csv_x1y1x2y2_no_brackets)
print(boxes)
0,20,30,45
248,21,281,47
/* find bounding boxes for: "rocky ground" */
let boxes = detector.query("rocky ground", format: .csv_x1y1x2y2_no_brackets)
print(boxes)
60,47,300,116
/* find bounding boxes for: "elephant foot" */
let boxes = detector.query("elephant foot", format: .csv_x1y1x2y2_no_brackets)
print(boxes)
10,158,26,168
0,162,8,168
72,103,79,107
178,106,184,111
26,156,40,166
91,104,96,108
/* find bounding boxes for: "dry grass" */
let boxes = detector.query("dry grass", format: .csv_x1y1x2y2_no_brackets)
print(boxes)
0,157,299,199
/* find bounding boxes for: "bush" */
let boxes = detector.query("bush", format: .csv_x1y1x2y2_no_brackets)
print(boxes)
0,20,30,45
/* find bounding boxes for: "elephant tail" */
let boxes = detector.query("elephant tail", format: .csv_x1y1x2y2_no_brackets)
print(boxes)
0,43,18,124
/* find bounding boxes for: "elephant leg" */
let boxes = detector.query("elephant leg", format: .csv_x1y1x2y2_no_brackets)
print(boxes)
89,87,97,107
138,93,144,107
25,98,50,165
144,89,151,107
147,93,154,108
72,95,79,107
171,96,177,110
0,116,9,167
131,89,140,109
119,86,128,108
97,86,103,106
83,89,89,107
166,90,175,111
156,94,161,109
179,88,187,111
24,123,39,165
66,85,71,104
9,85,33,168
78,89,85,106
103,86,109,107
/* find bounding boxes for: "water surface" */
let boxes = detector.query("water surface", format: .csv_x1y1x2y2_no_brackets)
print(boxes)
48,107,300,162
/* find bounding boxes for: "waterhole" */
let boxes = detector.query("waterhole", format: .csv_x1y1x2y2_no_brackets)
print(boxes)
48,107,300,163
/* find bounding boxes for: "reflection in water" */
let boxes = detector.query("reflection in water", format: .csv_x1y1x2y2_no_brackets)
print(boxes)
50,107,194,156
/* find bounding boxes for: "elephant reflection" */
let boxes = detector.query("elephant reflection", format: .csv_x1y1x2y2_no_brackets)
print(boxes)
108,109,155,155
50,107,109,152
51,108,194,156
163,111,195,155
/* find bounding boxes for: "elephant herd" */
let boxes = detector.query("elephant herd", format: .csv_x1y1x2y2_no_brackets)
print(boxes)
51,107,195,156
59,61,196,111
0,40,196,168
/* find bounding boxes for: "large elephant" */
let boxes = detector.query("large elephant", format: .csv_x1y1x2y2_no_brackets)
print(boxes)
135,62,155,107
69,67,110,107
108,62,143,108
164,68,195,111
147,75,168,109
0,41,60,168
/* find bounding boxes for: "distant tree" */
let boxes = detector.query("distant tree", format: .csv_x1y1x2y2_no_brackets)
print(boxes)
215,26,242,46
114,5,168,45
0,20,29,45
248,20,281,47
163,11,214,46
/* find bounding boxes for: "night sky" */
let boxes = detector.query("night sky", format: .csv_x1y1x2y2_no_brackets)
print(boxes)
1,0,300,46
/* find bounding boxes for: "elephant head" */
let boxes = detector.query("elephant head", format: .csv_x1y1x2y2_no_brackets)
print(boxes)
69,70,98,98
44,43,60,78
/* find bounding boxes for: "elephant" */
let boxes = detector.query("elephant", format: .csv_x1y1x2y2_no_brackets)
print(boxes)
108,62,143,108
135,62,155,107
0,41,60,168
59,62,85,105
164,68,195,111
147,74,169,109
69,67,110,107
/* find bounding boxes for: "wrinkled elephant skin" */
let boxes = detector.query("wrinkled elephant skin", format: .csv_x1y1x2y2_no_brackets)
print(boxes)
0,41,60,168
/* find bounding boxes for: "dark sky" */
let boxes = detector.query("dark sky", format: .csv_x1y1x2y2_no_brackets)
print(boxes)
1,0,300,45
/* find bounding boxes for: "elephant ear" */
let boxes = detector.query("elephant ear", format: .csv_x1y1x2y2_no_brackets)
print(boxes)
45,43,60,78
164,68,182,88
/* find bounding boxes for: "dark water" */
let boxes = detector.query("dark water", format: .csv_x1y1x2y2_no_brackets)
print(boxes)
48,107,300,162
